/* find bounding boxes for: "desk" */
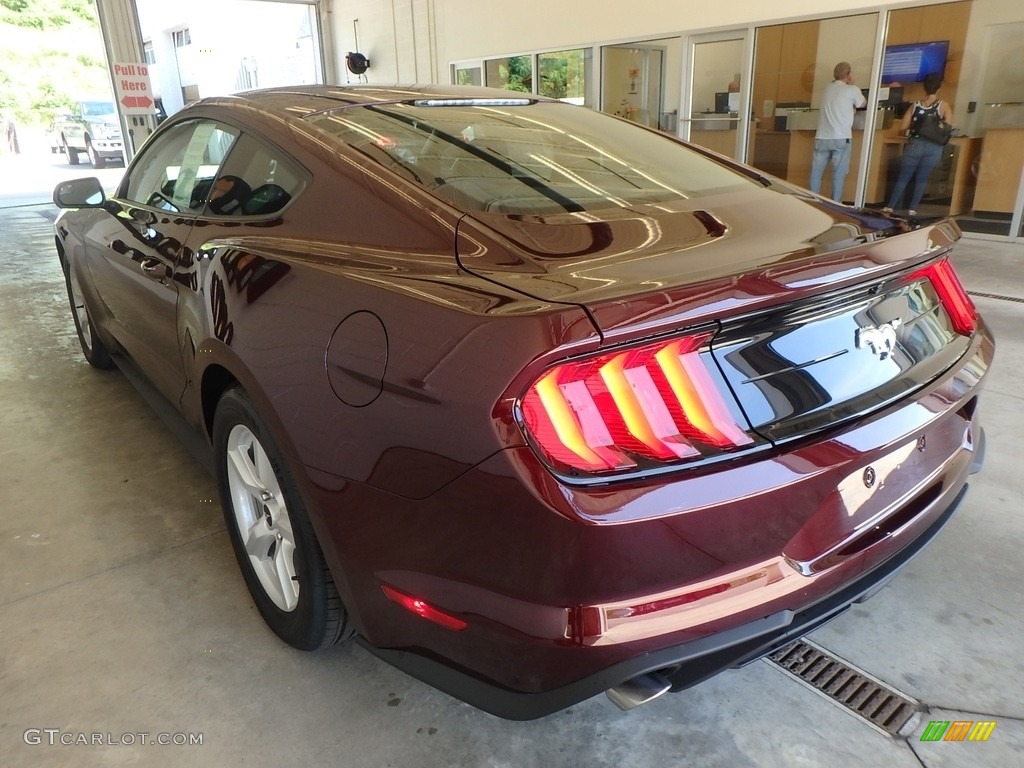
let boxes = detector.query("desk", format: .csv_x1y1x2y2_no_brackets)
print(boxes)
880,136,981,215
753,129,980,213
783,129,885,204
689,128,740,158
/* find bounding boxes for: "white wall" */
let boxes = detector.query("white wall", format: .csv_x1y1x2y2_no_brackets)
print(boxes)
136,0,320,115
329,0,435,84
812,14,878,107
691,39,743,115
436,0,905,77
328,1,909,87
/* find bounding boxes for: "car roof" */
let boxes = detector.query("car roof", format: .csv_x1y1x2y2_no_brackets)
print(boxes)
196,84,554,120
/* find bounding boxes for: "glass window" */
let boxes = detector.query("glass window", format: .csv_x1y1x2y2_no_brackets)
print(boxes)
173,28,191,48
123,120,237,212
539,49,591,106
750,14,878,203
202,134,307,217
453,65,482,86
485,56,533,93
143,41,156,65
308,101,753,216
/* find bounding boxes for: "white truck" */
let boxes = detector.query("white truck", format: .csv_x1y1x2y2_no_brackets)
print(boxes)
56,100,125,168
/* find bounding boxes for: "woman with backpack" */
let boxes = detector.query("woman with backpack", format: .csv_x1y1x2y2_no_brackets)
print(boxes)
883,73,954,216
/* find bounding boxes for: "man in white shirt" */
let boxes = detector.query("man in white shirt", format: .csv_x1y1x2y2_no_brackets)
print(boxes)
809,62,867,201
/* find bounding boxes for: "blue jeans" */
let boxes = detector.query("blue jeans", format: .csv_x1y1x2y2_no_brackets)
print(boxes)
887,137,945,211
810,138,852,201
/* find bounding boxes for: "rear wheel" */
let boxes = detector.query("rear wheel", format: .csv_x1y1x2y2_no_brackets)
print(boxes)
86,138,106,169
64,263,113,369
213,388,351,650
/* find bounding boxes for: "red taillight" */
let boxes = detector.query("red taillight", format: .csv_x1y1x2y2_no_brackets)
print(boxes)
520,333,753,475
912,258,977,336
381,585,468,631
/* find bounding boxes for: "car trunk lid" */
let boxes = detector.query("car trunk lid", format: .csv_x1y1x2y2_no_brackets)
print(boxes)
456,185,974,446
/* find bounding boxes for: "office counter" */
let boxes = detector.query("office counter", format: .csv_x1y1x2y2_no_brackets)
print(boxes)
752,129,981,213
881,136,981,214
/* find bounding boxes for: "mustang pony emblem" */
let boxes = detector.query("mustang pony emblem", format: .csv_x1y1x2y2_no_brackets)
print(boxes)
856,318,902,360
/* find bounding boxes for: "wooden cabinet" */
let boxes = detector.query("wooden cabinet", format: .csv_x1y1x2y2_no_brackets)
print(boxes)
752,20,819,121
777,22,819,105
974,129,1024,213
689,129,741,158
753,26,783,122
753,131,791,179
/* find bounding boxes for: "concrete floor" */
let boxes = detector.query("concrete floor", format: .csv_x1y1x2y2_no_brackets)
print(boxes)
1,199,1022,767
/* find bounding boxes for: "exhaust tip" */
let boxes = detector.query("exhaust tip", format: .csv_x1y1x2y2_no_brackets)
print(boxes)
606,672,672,711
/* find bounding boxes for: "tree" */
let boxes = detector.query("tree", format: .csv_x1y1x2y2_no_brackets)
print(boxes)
0,0,107,126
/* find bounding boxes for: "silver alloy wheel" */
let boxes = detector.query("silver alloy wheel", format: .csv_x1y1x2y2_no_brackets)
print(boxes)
225,424,299,611
68,268,93,352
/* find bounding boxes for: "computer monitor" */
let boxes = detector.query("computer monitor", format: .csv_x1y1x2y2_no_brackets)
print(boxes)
715,92,730,114
881,41,950,83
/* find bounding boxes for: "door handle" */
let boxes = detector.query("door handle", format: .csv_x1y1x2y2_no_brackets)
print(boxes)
139,258,168,280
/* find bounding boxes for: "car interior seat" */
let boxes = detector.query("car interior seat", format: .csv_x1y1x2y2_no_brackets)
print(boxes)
242,183,291,216
207,175,252,216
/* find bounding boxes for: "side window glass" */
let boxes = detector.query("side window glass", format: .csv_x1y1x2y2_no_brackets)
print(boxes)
123,121,237,212
202,134,307,217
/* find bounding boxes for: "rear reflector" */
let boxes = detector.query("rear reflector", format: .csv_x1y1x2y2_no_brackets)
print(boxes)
521,333,753,475
381,585,468,631
911,258,977,336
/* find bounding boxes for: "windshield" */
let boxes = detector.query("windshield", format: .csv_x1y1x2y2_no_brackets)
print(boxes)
306,100,754,216
82,101,115,117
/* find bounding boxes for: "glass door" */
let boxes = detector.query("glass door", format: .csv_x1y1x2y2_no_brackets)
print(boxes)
956,18,1024,237
750,14,878,203
601,42,674,131
682,31,750,161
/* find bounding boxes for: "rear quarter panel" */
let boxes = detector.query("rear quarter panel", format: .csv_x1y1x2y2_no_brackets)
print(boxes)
171,121,599,500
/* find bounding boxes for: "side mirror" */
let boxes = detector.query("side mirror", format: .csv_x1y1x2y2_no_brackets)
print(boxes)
53,177,106,208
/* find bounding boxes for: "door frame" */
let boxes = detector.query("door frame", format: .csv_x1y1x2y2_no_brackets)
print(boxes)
680,28,754,161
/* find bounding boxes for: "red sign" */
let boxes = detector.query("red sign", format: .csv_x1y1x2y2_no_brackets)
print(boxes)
113,63,156,115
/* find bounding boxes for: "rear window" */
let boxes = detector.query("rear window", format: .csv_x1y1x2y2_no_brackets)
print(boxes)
306,100,754,215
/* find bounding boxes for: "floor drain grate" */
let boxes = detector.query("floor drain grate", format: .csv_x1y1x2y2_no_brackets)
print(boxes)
968,290,1024,304
766,639,919,736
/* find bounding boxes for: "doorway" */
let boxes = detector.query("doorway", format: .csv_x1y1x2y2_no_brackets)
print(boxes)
682,31,750,161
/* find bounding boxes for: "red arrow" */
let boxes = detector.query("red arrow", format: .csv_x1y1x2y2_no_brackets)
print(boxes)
120,95,154,109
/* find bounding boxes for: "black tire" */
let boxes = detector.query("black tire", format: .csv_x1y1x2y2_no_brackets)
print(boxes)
213,387,351,651
64,139,79,166
86,138,106,169
64,262,114,369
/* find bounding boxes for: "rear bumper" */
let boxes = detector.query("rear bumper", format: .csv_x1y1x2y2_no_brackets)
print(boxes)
361,483,967,719
304,322,990,719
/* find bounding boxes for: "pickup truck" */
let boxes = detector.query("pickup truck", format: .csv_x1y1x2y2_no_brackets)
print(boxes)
56,100,125,168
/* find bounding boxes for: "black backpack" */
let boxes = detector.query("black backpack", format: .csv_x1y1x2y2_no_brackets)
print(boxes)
912,101,953,145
